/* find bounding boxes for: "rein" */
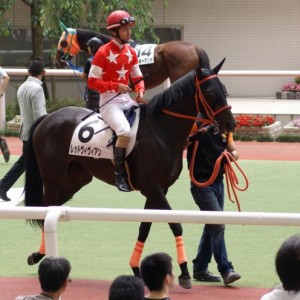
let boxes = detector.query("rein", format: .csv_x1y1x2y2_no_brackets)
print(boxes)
189,140,249,212
162,74,231,124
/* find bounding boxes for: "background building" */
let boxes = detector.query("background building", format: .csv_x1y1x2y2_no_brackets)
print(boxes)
1,0,299,104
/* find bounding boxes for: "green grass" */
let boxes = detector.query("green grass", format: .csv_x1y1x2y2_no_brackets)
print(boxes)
0,157,299,289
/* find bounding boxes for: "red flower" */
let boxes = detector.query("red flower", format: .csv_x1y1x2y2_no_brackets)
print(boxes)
235,115,275,128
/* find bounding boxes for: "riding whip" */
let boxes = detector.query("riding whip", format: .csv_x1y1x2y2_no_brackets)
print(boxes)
81,74,149,121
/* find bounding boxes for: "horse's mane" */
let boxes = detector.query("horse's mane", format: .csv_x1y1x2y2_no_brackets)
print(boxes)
146,71,196,117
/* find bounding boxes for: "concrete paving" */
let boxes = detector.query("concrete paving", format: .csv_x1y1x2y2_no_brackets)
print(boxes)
0,187,24,206
228,97,300,125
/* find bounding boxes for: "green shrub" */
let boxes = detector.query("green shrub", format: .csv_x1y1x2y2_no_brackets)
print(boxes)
275,135,300,143
233,133,300,143
3,98,85,137
233,134,255,141
6,101,20,122
256,135,275,142
0,129,19,137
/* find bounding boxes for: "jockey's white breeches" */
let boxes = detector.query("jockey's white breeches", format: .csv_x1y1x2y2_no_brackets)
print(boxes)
100,92,136,137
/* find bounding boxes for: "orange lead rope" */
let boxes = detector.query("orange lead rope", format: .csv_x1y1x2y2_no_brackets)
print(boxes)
189,140,249,212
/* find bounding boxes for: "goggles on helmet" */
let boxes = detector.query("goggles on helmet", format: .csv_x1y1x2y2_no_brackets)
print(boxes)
119,17,135,25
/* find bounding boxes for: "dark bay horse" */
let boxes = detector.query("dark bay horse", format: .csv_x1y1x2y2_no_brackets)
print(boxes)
25,59,236,289
54,28,210,90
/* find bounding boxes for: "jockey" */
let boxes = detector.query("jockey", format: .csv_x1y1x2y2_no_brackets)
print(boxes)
88,10,145,192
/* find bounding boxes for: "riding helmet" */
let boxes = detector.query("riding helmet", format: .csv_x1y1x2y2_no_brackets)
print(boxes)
106,10,135,31
87,37,103,54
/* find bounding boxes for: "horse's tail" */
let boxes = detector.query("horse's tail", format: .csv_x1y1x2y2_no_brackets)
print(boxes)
195,46,210,69
25,115,47,228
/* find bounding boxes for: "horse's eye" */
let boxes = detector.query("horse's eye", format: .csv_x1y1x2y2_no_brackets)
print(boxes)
60,40,68,48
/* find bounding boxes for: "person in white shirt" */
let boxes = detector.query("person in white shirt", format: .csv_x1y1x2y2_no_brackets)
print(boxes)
261,234,300,300
0,67,11,163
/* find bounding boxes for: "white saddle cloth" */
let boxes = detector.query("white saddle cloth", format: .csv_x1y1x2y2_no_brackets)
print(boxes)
69,108,140,159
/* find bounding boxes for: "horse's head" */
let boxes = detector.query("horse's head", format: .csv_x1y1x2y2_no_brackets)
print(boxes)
195,58,236,133
54,28,81,68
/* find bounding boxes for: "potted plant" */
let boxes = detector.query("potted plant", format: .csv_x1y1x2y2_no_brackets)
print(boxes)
282,117,300,136
235,115,275,127
234,115,281,139
276,77,300,99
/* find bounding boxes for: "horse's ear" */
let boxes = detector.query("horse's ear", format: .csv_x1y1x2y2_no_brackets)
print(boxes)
213,58,226,74
196,66,204,79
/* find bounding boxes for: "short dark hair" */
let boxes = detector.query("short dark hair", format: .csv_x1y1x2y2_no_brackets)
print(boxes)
109,275,144,300
141,252,173,291
38,257,71,293
28,57,45,77
276,234,300,292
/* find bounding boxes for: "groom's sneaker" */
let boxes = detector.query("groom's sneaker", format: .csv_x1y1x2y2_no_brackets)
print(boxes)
193,270,221,282
222,270,241,285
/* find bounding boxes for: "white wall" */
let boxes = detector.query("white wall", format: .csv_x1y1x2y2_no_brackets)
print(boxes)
6,0,300,99
152,0,299,97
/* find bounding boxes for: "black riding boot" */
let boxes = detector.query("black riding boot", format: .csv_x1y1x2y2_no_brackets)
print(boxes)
114,147,131,192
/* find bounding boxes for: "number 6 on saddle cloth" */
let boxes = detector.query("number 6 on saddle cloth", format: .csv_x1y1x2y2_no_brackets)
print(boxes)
69,106,139,160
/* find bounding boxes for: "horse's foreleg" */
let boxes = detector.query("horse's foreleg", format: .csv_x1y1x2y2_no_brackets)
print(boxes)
169,223,191,289
130,221,152,277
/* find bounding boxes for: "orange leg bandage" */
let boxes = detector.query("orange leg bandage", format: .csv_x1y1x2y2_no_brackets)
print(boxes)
129,241,145,268
38,228,46,255
176,236,187,265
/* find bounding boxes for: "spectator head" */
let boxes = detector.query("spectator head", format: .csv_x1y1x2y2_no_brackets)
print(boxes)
276,234,300,292
108,275,144,300
141,252,175,291
28,57,45,77
38,257,71,293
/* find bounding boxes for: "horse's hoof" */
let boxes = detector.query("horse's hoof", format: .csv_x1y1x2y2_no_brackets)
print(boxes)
178,274,192,289
27,252,45,265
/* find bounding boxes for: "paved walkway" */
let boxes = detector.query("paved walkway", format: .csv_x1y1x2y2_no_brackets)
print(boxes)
228,97,300,125
1,276,270,300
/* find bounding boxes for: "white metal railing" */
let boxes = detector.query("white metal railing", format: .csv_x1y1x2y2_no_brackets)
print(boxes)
3,68,300,77
1,206,300,258
4,68,81,76
2,68,300,130
221,70,300,77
